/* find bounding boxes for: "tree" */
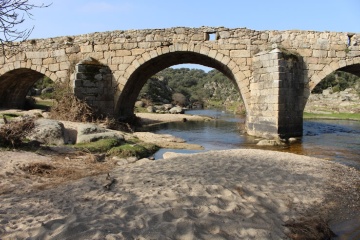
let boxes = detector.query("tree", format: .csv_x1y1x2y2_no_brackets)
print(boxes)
0,0,51,57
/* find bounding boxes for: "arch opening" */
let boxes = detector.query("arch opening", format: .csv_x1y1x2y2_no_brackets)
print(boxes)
115,51,245,119
0,68,46,109
136,66,244,114
306,65,360,116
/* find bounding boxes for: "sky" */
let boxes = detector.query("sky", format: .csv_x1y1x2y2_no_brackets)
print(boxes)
18,0,360,70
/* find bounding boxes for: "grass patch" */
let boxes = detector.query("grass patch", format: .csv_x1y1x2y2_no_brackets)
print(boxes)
0,113,21,119
34,98,54,110
304,112,360,121
73,138,159,159
107,142,159,159
73,138,122,153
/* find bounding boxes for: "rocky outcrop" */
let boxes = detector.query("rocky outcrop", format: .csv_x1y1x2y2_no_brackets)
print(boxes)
305,88,360,114
28,119,65,145
76,123,124,144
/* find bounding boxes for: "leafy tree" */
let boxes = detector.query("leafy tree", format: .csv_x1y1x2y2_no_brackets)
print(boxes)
139,67,243,108
312,71,360,93
0,0,52,57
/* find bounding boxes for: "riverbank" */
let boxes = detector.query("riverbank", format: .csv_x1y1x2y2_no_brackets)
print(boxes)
1,149,359,239
136,112,213,126
304,112,360,121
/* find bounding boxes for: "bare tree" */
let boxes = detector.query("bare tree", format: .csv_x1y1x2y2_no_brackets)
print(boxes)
0,0,51,57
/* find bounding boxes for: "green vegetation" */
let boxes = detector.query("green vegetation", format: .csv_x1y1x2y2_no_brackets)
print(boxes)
312,71,359,94
73,138,123,153
0,113,21,119
107,142,159,159
73,138,159,158
139,68,244,113
303,112,360,121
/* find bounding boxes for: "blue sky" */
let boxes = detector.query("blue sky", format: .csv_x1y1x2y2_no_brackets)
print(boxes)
21,0,360,70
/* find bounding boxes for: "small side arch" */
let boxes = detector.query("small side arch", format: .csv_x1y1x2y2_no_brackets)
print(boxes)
0,68,48,109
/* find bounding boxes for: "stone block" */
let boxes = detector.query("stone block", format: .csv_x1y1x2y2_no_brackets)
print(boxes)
49,63,60,71
53,49,66,57
230,50,250,58
26,51,49,59
116,50,131,57
123,56,136,64
94,44,109,51
66,46,80,53
80,45,93,53
313,50,327,58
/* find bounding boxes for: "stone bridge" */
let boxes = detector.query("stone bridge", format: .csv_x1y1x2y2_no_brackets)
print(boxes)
0,27,359,139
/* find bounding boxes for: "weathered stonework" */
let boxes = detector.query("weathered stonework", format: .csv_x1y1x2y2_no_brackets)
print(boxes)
0,27,359,138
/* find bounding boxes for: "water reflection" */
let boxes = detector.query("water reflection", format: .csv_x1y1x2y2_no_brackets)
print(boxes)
141,109,360,169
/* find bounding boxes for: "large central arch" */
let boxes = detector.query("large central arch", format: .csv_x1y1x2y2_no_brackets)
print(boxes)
115,50,247,118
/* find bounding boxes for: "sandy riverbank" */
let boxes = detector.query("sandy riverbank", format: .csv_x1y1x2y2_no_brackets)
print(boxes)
136,112,213,126
1,148,359,239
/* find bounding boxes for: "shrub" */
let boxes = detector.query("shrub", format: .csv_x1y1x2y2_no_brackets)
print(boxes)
0,117,35,147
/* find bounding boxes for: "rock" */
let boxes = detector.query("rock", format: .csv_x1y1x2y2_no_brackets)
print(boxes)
77,123,106,135
76,123,124,144
126,157,138,163
90,154,106,162
28,119,65,145
322,88,332,96
41,87,54,94
256,139,286,146
135,101,145,108
147,106,156,113
163,104,173,110
169,106,184,114
162,152,188,159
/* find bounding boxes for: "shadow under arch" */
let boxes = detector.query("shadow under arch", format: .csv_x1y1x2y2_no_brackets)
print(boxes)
115,51,244,118
0,68,45,109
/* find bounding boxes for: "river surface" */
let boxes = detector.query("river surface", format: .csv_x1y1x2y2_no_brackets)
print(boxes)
143,109,360,170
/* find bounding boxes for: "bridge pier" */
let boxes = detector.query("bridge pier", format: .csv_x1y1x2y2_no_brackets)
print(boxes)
73,57,115,117
246,48,305,139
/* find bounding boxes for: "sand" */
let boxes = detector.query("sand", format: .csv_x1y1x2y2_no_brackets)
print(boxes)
1,148,359,239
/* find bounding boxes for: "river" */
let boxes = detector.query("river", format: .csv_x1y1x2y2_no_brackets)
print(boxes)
143,109,360,170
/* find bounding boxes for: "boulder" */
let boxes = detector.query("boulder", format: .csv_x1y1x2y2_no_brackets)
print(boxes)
135,101,145,108
28,119,65,145
76,123,124,144
256,139,286,146
169,106,184,114
147,106,156,113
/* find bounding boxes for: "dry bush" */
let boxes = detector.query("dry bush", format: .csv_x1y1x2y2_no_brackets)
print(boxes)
0,117,35,147
50,92,96,122
20,162,56,175
284,217,336,240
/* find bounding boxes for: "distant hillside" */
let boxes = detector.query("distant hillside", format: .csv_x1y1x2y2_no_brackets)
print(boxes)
138,68,244,113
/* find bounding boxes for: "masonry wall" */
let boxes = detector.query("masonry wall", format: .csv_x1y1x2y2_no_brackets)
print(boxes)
0,27,359,138
247,48,304,139
73,58,114,116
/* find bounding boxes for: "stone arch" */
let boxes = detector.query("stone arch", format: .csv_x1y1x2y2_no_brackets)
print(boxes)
114,49,247,118
0,68,49,108
309,57,360,91
303,57,360,112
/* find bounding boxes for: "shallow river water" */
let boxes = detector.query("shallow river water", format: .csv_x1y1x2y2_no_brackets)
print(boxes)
145,109,360,170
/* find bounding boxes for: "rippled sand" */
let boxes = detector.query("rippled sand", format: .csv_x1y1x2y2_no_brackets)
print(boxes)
1,149,359,239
